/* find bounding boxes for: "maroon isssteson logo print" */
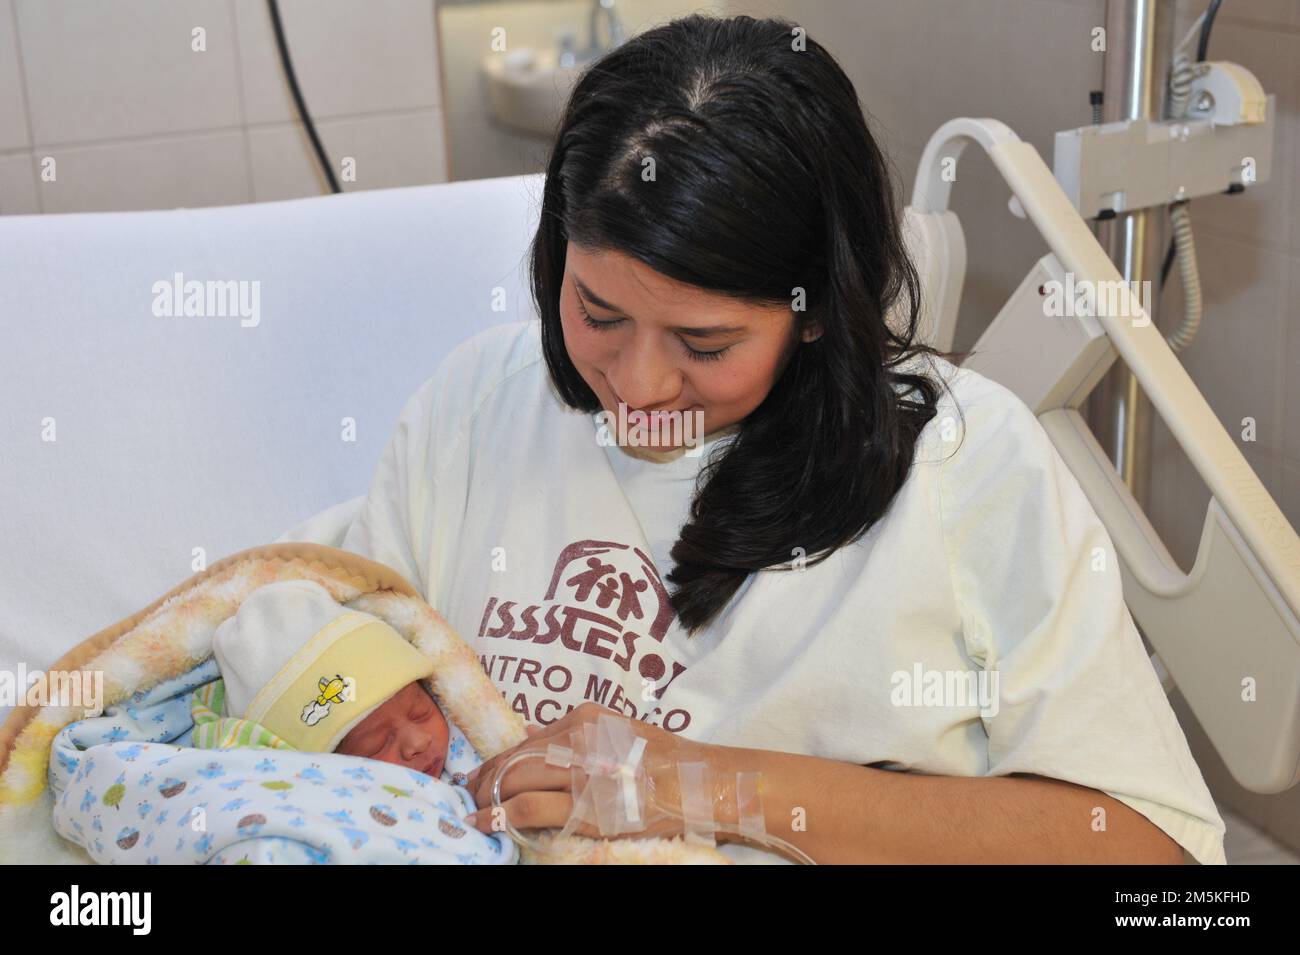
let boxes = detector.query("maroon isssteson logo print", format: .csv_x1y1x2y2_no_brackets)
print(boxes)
476,539,692,731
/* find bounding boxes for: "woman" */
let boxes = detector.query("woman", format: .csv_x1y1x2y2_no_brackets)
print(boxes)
340,14,1224,864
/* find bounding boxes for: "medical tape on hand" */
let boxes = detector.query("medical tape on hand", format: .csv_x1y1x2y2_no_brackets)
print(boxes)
620,736,647,826
734,771,766,843
676,760,716,848
569,714,650,836
546,744,573,769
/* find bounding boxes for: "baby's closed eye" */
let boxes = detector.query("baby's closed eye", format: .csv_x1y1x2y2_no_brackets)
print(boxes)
349,730,392,757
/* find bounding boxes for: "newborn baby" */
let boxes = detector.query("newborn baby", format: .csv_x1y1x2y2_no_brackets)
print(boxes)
193,578,454,781
53,578,517,864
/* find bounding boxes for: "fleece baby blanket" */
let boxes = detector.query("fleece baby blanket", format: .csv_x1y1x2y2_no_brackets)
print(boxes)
48,659,516,865
0,543,730,865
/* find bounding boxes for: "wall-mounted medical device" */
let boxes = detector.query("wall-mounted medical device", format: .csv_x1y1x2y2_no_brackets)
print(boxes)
1053,66,1272,220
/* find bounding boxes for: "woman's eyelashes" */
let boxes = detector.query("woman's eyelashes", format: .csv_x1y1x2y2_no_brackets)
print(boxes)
574,290,730,362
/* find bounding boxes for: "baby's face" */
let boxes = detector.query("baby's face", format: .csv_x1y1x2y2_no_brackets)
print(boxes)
336,681,450,778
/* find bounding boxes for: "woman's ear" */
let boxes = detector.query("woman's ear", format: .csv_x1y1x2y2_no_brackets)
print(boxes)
801,322,824,343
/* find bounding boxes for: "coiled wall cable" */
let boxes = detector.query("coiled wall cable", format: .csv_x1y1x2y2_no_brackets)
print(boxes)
1165,202,1202,353
1158,0,1224,353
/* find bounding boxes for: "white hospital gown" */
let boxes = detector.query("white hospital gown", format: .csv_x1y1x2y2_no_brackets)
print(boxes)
337,320,1227,864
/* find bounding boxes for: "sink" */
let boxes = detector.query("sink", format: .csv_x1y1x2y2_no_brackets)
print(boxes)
482,46,592,138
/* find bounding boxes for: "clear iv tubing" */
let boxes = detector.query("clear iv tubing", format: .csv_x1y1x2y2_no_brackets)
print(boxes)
489,749,818,865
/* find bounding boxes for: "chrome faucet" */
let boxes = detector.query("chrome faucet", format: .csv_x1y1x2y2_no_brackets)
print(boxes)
588,0,625,55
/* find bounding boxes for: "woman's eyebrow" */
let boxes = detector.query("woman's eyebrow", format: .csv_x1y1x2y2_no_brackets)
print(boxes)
574,275,747,338
574,276,624,314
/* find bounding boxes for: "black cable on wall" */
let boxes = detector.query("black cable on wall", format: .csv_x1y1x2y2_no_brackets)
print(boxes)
266,0,342,194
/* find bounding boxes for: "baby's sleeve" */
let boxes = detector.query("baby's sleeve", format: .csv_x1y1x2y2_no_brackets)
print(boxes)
935,378,1226,865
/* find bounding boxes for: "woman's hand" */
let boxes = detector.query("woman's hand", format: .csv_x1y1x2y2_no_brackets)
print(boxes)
462,702,718,841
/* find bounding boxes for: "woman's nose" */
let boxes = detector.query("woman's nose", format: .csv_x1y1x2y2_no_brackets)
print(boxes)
611,337,681,410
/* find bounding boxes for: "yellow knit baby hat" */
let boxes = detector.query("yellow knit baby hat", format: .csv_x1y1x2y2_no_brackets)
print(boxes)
211,579,435,752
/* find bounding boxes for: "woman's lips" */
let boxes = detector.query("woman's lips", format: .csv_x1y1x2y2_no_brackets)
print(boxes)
606,380,684,417
610,391,698,418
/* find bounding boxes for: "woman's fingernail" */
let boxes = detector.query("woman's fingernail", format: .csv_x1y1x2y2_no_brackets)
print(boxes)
464,811,478,825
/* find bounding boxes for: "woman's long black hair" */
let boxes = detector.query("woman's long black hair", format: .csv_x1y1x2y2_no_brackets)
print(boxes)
530,13,963,635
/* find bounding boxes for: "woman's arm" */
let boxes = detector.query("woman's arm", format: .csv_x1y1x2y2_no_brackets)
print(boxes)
705,743,1186,864
464,704,1186,864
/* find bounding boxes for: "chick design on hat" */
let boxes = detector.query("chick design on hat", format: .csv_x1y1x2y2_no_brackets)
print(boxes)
304,675,349,725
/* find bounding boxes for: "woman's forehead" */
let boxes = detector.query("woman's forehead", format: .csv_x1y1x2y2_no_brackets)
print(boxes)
567,243,785,324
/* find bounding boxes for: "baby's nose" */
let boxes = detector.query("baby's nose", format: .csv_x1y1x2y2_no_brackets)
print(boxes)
399,723,432,758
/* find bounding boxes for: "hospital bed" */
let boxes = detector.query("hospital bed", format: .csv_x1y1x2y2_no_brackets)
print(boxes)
901,95,1299,794
0,98,1296,806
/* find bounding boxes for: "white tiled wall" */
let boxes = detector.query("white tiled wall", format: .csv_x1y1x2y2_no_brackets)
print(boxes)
436,0,727,182
0,0,448,214
727,0,1300,853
